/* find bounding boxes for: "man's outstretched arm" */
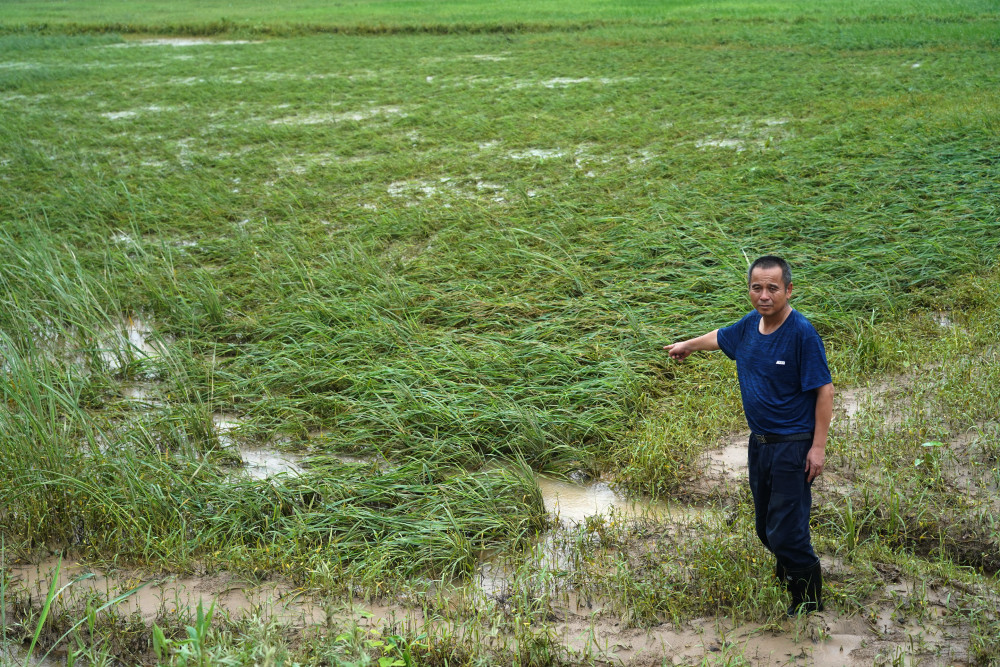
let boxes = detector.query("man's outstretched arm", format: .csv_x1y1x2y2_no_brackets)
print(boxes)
664,330,720,361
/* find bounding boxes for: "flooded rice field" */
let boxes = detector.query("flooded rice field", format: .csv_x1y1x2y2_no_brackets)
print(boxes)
5,322,998,665
4,299,997,666
3,8,999,663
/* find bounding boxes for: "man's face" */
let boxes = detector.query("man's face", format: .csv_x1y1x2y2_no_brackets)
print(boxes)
748,266,791,317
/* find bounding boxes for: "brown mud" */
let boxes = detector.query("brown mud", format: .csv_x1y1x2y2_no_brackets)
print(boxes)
5,556,976,666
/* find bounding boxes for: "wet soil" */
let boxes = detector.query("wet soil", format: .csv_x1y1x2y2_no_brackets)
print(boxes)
5,556,975,666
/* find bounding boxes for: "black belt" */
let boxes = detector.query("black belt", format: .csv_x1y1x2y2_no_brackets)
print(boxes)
752,432,813,444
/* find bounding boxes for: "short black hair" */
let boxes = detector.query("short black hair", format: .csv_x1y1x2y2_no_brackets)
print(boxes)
747,255,792,287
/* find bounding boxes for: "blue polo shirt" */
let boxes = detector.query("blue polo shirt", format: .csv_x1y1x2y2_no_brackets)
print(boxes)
717,309,832,435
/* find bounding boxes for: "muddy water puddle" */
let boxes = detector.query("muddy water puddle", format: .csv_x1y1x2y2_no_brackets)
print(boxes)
8,560,322,627
478,477,716,601
99,316,170,371
30,315,172,375
536,475,710,525
239,448,305,480
211,415,307,480
110,38,259,47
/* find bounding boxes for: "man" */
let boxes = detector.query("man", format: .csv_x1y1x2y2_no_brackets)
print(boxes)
664,255,833,616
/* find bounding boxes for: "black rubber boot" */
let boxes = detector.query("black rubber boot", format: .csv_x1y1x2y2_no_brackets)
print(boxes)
775,561,790,591
786,561,823,616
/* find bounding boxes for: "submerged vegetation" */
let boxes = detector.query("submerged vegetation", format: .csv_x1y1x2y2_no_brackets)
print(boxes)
0,0,998,663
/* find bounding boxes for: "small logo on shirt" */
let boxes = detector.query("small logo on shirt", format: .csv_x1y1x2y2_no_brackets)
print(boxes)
775,360,786,365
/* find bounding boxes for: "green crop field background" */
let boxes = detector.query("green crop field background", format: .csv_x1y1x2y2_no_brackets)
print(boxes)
3,0,1000,36
1,0,999,664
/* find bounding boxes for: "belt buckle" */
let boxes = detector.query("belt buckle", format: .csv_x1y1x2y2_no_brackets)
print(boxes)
755,433,769,444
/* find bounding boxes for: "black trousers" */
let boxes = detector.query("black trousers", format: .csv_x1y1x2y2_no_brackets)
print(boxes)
747,434,820,571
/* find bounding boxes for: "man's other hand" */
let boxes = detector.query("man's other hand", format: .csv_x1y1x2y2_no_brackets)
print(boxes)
805,445,825,483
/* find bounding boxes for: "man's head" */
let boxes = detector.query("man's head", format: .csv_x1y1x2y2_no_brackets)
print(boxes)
747,255,792,288
747,255,793,319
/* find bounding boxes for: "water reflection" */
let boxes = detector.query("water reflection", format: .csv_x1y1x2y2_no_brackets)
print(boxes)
536,475,699,524
239,448,305,480
475,475,716,598
99,316,171,372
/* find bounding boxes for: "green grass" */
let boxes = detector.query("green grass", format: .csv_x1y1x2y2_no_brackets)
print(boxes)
2,0,997,36
1,0,998,663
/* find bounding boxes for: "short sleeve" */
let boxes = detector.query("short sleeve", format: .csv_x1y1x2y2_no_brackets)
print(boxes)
798,325,832,392
717,312,753,360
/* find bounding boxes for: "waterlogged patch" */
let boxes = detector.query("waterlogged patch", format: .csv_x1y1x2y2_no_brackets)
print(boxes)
386,176,509,206
33,315,171,374
6,536,983,666
484,140,657,173
542,77,592,87
933,311,956,328
704,437,748,481
109,38,259,47
477,531,570,597
9,560,321,626
388,179,446,198
506,148,566,160
626,149,657,165
509,76,635,90
239,448,305,480
0,93,49,105
335,106,404,122
212,413,305,479
101,106,173,121
0,61,42,70
269,112,336,126
695,138,746,150
691,117,792,151
110,231,137,244
423,53,509,64
175,137,195,166
103,316,169,372
269,106,405,126
536,475,703,525
167,76,206,86
212,413,242,447
122,383,158,404
544,76,634,88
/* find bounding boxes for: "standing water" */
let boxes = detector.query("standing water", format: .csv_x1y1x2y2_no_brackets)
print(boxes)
536,475,705,524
